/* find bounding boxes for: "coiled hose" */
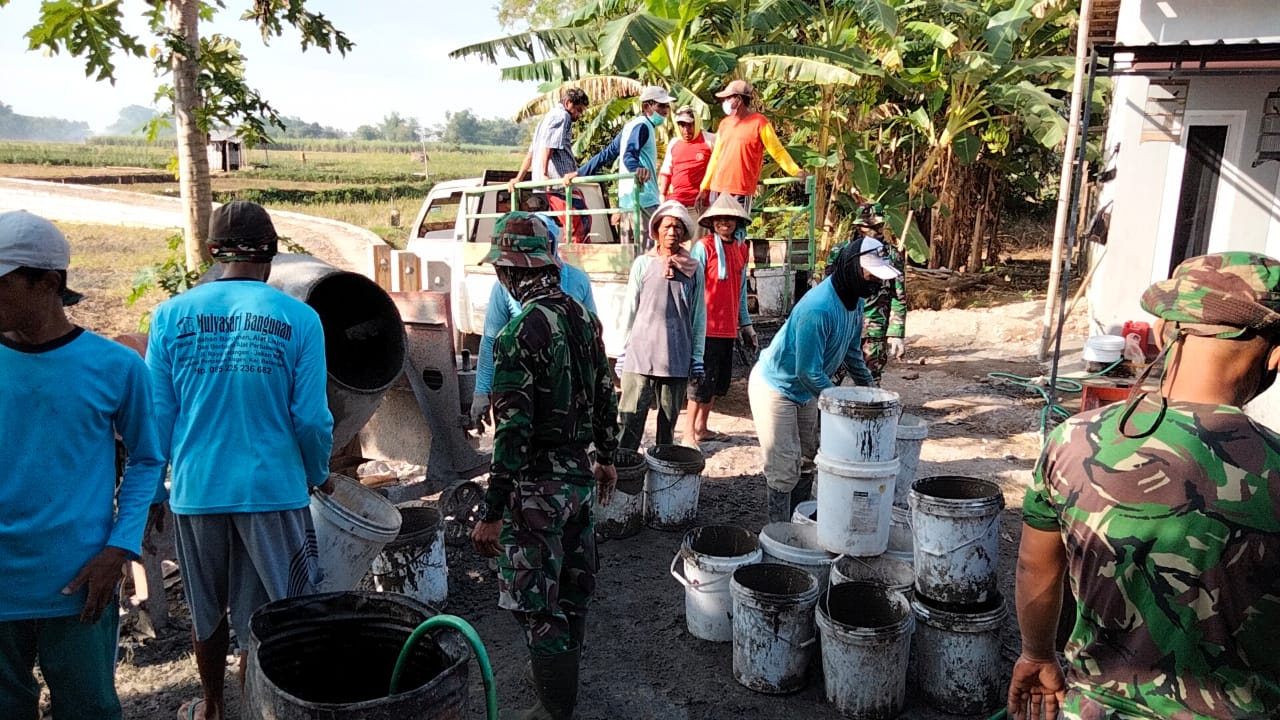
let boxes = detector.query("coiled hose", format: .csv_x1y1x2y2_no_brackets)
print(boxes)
987,358,1124,437
389,614,498,720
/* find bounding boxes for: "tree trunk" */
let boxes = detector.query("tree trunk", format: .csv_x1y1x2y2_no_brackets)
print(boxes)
169,0,212,272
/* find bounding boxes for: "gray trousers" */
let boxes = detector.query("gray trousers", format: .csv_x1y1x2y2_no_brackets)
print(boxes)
617,372,687,450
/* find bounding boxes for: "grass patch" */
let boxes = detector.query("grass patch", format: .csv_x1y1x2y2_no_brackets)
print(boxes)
57,222,177,338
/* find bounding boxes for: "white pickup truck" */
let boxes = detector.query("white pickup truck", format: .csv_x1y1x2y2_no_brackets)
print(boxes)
405,170,643,357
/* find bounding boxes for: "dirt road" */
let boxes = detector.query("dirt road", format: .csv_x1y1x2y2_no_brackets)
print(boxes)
0,177,378,272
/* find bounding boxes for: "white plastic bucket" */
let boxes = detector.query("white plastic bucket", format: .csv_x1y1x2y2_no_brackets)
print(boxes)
594,449,647,540
886,505,914,566
759,522,837,587
893,414,928,508
791,500,817,525
730,563,821,694
1082,334,1126,363
817,387,902,464
909,476,1004,605
645,445,705,529
829,555,914,597
370,503,447,607
309,474,402,592
815,453,899,557
816,581,913,719
670,526,761,642
912,593,1008,716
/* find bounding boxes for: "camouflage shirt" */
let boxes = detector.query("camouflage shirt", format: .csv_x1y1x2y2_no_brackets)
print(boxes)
863,239,906,340
1024,400,1280,719
486,288,619,510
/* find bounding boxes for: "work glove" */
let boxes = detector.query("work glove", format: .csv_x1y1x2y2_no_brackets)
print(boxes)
614,351,627,378
888,337,905,360
739,325,759,349
691,360,705,379
469,393,491,431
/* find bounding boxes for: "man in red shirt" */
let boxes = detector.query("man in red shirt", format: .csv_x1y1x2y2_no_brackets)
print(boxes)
658,106,715,228
696,79,807,218
683,193,758,447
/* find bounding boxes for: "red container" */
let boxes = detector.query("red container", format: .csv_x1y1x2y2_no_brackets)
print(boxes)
1121,321,1152,357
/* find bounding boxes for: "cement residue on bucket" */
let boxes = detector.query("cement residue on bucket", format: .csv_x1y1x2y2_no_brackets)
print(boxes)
310,474,403,593
645,444,705,529
370,503,447,607
911,592,1008,716
815,581,913,720
244,592,468,718
909,476,1003,605
817,386,902,465
759,522,836,587
730,563,821,695
671,525,761,642
830,555,913,597
594,448,647,540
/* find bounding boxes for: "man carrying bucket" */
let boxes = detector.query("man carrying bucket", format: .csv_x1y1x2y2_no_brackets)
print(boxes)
470,213,619,720
0,211,165,719
147,201,334,720
1009,252,1280,719
748,237,899,522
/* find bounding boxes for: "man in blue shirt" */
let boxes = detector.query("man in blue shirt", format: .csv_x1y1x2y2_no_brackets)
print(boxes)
0,211,164,720
573,86,675,248
469,214,598,428
748,237,900,522
147,202,334,720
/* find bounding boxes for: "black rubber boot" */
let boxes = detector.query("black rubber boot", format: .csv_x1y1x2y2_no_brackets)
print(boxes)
521,644,581,720
526,615,586,687
767,488,792,523
789,473,815,515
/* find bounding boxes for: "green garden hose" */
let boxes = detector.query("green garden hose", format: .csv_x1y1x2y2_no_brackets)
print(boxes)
987,358,1124,438
389,614,499,720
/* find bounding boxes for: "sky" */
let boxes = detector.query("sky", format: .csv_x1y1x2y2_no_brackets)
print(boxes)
0,0,539,133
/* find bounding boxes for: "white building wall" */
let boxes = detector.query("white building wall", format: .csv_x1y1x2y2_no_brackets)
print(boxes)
1090,1,1280,429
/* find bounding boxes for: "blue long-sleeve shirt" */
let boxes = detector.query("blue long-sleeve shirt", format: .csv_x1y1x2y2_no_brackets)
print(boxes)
757,279,874,403
0,328,165,620
577,133,621,178
147,279,334,514
475,262,597,395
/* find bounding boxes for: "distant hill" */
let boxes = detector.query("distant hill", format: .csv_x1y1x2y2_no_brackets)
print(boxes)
0,101,91,142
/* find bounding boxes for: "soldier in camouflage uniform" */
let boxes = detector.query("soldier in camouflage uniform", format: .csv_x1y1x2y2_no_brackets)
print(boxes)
1009,252,1280,720
469,213,619,720
826,203,906,381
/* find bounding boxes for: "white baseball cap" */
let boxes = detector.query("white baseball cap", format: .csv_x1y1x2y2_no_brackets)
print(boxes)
0,210,83,304
857,237,902,280
638,86,676,104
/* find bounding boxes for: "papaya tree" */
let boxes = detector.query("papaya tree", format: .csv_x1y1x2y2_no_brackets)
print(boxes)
2,0,352,271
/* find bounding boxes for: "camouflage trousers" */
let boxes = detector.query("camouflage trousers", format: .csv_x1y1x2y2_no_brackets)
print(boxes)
862,338,888,381
498,479,597,654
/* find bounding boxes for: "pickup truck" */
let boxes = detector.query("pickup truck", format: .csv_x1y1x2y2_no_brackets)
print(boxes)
405,170,643,357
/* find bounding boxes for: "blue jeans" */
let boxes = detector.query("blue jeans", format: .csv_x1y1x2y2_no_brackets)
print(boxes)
0,609,122,720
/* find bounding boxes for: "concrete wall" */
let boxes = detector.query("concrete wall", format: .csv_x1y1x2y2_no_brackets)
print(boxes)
1089,1,1280,429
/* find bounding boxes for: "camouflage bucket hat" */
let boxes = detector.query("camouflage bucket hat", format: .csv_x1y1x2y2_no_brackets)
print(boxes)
854,202,885,227
482,212,555,268
1140,251,1280,339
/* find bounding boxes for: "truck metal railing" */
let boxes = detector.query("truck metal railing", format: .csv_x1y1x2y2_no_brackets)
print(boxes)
755,175,817,313
460,173,642,246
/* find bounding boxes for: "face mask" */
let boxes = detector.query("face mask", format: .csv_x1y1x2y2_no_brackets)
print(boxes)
650,112,666,128
721,99,737,116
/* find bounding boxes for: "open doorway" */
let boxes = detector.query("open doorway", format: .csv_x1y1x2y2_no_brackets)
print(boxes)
1167,124,1228,276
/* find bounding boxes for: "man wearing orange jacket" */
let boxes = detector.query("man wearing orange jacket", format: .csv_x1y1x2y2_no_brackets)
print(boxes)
696,79,808,220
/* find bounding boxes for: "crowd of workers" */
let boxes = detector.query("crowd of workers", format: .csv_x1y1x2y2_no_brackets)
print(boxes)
2,77,1278,720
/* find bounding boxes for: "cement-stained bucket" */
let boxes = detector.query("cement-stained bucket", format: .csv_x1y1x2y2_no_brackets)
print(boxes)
893,414,928,508
244,592,467,719
759,522,837,587
792,500,818,526
645,444,705,529
815,581,913,719
370,503,447,607
730,564,821,694
885,506,914,566
829,555,914,598
594,448,647,540
909,476,1004,605
670,525,761,642
911,593,1008,716
815,453,898,557
817,387,902,464
310,474,402,592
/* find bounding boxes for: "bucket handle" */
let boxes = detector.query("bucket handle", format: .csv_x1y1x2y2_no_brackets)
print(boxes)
669,552,732,592
915,515,1000,556
648,471,698,495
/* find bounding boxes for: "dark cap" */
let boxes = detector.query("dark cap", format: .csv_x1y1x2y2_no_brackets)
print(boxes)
208,201,278,263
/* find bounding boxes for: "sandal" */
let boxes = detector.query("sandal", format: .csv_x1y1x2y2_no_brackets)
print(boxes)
698,430,731,443
178,699,204,720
